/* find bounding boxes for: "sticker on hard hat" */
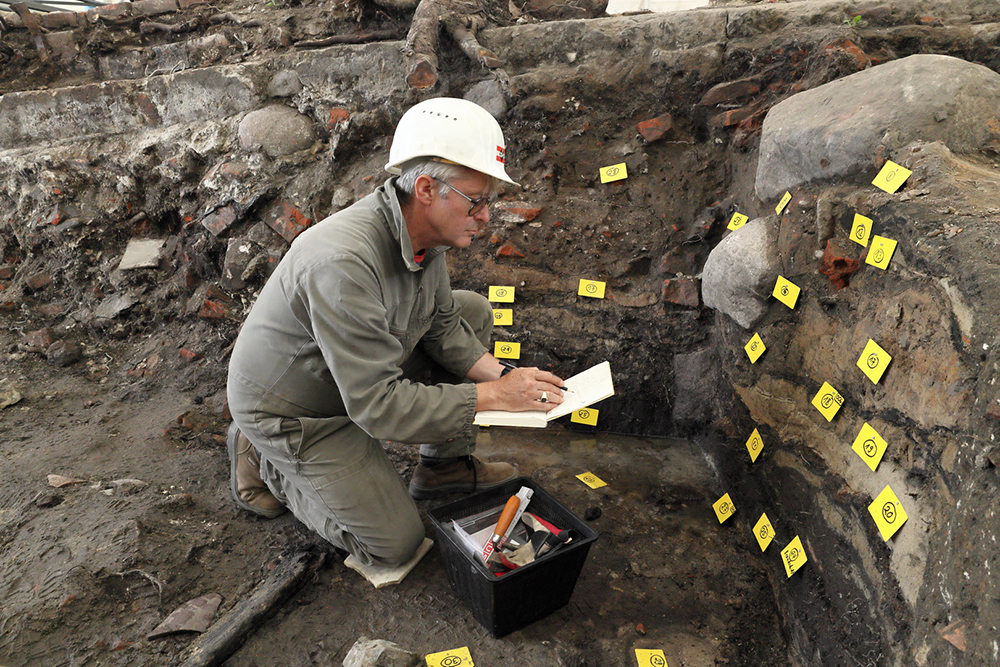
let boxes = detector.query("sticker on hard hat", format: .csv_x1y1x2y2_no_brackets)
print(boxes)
496,146,505,163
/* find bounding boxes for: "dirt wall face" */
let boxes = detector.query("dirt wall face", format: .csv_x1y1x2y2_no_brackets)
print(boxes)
4,0,1000,664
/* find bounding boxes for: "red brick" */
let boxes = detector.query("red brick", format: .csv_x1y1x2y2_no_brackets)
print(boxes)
635,114,674,143
328,108,350,128
24,327,57,349
25,273,53,291
824,38,870,70
699,79,761,107
179,348,203,362
710,102,764,129
661,278,700,307
495,243,525,259
201,205,237,237
820,239,860,289
264,201,313,243
495,201,542,224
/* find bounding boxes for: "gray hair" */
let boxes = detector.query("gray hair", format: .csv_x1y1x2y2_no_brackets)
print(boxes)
394,159,501,202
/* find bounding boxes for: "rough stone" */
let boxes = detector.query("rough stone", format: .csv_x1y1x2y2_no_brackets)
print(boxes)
464,79,507,120
23,327,57,350
699,77,760,106
132,0,179,17
40,11,84,29
263,200,312,243
238,105,316,157
119,239,165,270
267,70,303,98
756,54,1000,200
702,217,779,329
24,273,53,291
672,347,719,425
201,205,238,237
220,238,254,291
46,340,82,367
0,379,23,409
341,637,421,667
94,294,137,320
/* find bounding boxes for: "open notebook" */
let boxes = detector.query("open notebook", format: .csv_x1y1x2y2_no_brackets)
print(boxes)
474,361,614,428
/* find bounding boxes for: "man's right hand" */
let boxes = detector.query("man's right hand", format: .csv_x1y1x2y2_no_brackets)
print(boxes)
475,367,567,413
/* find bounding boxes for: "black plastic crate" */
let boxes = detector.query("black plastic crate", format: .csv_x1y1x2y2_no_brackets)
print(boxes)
427,477,598,637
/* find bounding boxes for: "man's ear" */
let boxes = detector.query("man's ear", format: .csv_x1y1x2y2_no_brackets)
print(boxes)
412,174,436,205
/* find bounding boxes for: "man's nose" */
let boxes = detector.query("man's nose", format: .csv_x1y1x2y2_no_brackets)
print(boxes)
473,205,490,225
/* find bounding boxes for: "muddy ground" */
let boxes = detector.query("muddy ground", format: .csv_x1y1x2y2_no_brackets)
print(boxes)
0,320,788,665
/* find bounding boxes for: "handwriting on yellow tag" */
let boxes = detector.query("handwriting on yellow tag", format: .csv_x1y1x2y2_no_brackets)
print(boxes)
488,285,515,303
745,428,764,463
811,381,844,422
599,163,628,184
772,275,800,309
577,471,607,489
868,485,908,541
571,407,599,426
775,191,792,214
578,279,607,299
754,512,775,552
744,333,766,364
852,422,888,472
634,648,669,667
865,235,897,270
494,342,521,359
857,338,891,384
781,535,807,578
851,213,873,247
713,493,736,524
425,646,475,667
872,160,912,194
492,309,513,326
727,212,749,231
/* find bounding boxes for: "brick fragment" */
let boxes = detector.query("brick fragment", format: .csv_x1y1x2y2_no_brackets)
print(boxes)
201,205,238,237
263,201,312,243
179,348,203,362
711,103,764,129
824,37,870,70
187,284,237,320
635,114,674,143
494,201,542,224
820,239,860,289
25,273,53,291
127,353,161,379
24,327,57,349
495,243,525,259
661,278,700,307
328,108,351,128
699,79,761,107
132,0,178,16
89,3,132,20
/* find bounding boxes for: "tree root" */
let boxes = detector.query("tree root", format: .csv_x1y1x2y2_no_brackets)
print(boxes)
295,27,406,49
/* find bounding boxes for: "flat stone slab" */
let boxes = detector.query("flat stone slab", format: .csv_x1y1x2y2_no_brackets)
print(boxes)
118,238,165,270
756,54,1000,200
344,537,433,588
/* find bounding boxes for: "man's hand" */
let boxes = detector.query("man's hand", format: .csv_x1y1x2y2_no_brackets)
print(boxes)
475,367,567,413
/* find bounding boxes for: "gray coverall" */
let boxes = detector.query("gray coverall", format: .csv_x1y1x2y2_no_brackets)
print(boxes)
227,177,492,566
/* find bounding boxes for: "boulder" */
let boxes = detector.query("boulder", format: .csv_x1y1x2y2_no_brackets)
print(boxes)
702,217,779,329
756,54,1000,200
238,105,316,157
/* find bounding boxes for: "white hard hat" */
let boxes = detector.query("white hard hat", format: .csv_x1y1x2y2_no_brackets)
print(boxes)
385,97,518,186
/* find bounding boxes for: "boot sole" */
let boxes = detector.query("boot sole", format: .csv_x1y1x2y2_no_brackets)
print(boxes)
227,423,286,519
408,474,517,501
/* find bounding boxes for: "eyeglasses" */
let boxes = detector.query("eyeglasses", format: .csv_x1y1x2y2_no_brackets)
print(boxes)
430,176,491,217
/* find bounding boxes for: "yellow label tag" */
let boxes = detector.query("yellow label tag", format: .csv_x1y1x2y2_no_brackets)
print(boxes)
811,381,844,422
727,212,749,231
713,493,736,524
494,342,521,359
781,535,808,578
851,213,873,247
492,309,513,326
571,407,599,426
488,285,515,303
857,338,891,384
868,485,908,541
634,649,669,667
872,160,912,194
576,471,607,489
775,191,792,214
578,279,607,299
772,275,801,309
753,512,775,552
599,162,628,184
745,428,764,463
865,235,898,270
425,646,475,667
852,422,888,472
744,333,766,364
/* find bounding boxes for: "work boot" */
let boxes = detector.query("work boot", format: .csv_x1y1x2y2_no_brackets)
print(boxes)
409,455,517,500
227,423,286,519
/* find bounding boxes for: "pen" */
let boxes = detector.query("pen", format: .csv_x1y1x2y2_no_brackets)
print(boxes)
498,361,570,391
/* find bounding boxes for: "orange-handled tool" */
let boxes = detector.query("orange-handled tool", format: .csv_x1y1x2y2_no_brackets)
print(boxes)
482,495,521,561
